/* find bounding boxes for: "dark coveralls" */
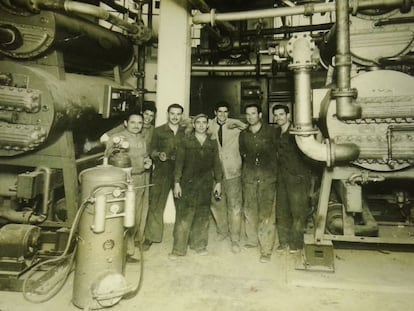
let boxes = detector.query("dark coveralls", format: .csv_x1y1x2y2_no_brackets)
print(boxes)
172,134,222,255
144,124,185,243
276,125,313,250
239,124,278,257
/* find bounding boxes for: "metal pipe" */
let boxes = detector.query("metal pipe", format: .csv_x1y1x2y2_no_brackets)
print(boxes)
291,67,360,166
293,68,313,131
193,2,336,23
190,0,237,32
326,200,379,236
54,13,132,52
136,1,146,107
192,64,272,72
241,23,334,38
333,0,361,119
0,207,46,223
355,200,379,237
32,0,140,34
53,13,134,70
35,166,52,216
192,0,408,24
295,136,359,166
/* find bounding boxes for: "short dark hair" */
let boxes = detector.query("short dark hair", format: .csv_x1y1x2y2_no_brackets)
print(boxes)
167,103,184,113
214,101,230,112
127,111,143,121
244,103,262,114
142,101,157,114
272,104,290,115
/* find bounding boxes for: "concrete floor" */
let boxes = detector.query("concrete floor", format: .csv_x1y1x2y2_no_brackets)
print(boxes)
0,223,413,311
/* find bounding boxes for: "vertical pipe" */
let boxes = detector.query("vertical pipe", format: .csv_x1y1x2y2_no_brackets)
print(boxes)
293,67,313,131
137,45,146,108
135,0,147,108
336,0,350,89
333,0,361,119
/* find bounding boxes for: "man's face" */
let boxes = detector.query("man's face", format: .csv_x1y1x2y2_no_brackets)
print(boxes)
143,110,155,126
193,117,208,134
124,114,143,134
245,106,262,126
273,108,289,127
168,107,183,125
215,106,229,124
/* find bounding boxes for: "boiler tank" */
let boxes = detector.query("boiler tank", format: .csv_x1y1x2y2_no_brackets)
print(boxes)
73,165,128,310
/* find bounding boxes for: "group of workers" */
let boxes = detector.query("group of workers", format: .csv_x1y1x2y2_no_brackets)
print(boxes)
102,100,317,263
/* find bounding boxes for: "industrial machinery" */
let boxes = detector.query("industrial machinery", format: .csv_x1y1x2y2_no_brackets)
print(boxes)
0,0,151,294
0,0,413,304
190,0,414,271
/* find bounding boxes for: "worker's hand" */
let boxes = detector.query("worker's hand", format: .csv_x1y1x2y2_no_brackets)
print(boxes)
213,182,221,198
184,125,194,137
174,183,182,198
158,152,167,162
143,156,153,169
227,120,248,130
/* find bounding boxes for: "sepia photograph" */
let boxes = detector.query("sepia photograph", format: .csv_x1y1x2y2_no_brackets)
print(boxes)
0,0,413,310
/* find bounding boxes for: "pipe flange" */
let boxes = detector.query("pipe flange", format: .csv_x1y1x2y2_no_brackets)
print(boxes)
303,3,315,16
288,62,317,70
333,54,352,67
210,8,216,27
331,87,358,99
289,126,319,135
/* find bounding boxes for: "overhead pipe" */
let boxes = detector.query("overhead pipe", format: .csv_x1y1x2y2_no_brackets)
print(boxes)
331,0,361,120
192,0,411,24
13,0,149,38
189,0,237,32
53,13,134,70
191,64,272,72
54,12,133,53
189,0,236,51
44,0,138,34
241,22,334,38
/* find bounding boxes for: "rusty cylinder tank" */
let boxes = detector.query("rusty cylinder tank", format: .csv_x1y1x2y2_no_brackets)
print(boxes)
73,165,128,310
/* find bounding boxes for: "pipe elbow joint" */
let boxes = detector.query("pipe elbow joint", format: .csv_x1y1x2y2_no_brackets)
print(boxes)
332,88,361,120
331,141,360,163
295,135,359,167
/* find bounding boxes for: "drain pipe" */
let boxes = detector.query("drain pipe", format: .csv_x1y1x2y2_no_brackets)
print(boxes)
331,0,361,120
286,34,359,166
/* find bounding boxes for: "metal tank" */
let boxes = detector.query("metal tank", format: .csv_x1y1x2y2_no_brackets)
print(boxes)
73,165,135,310
323,69,414,172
